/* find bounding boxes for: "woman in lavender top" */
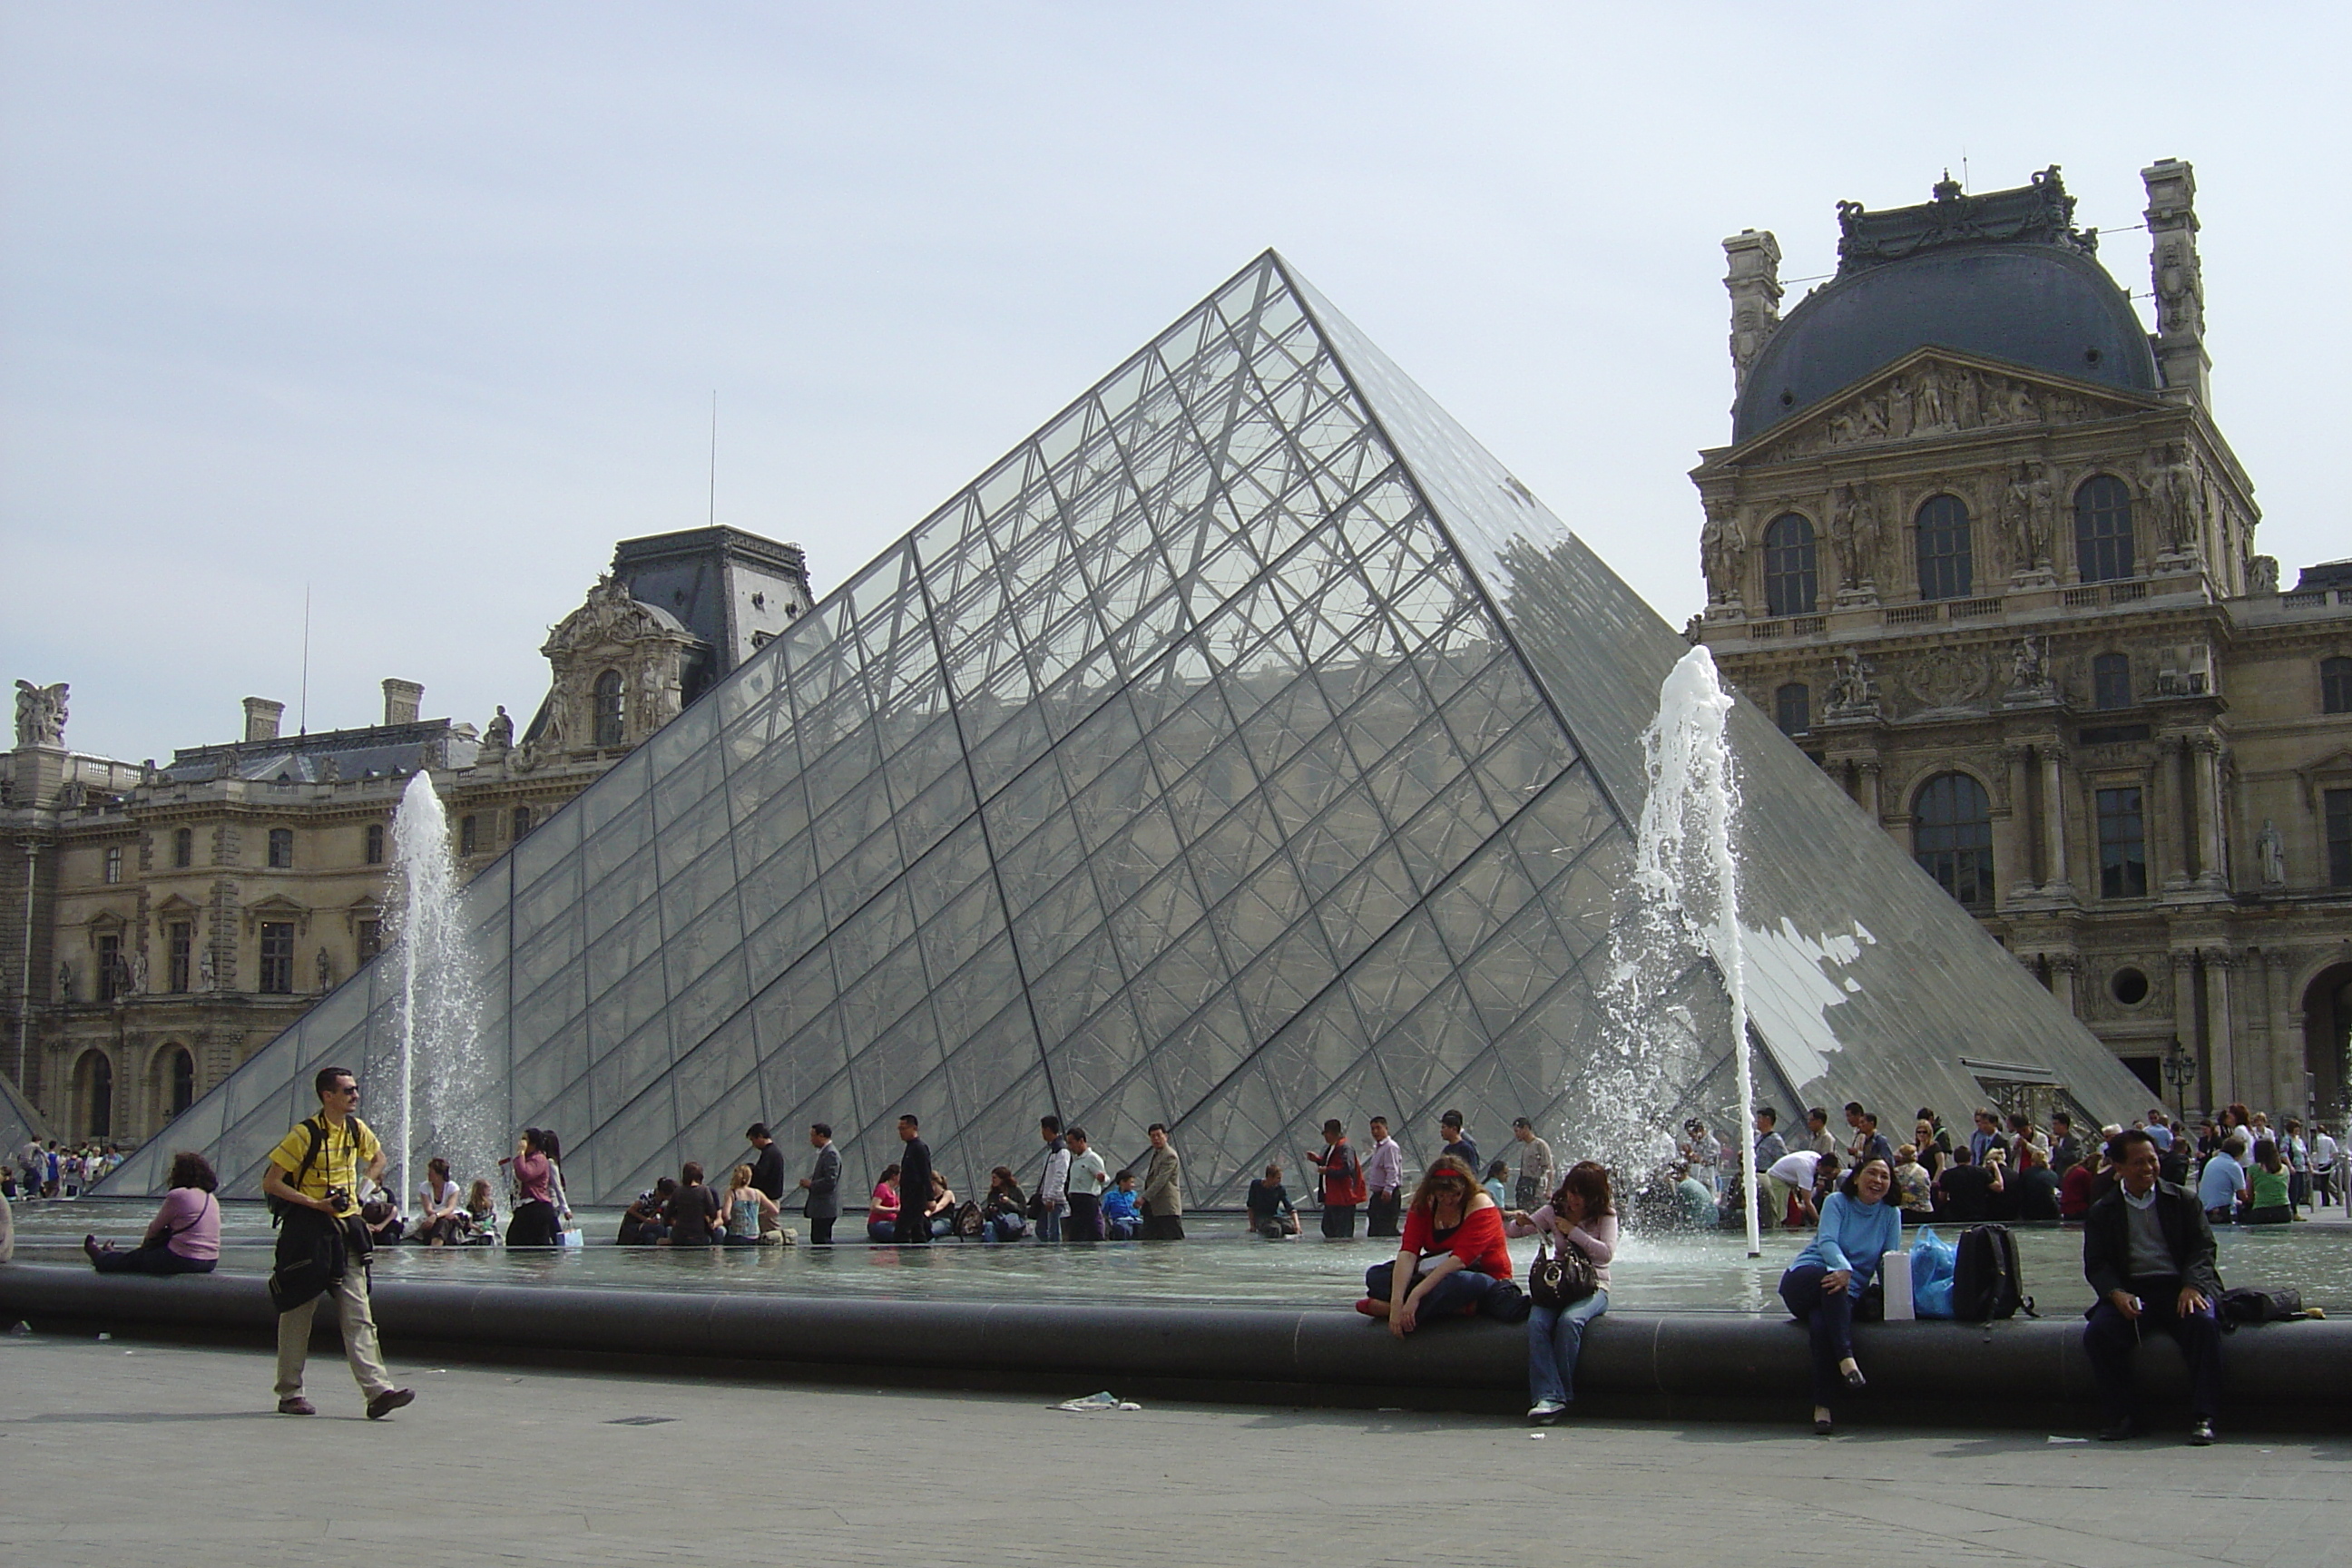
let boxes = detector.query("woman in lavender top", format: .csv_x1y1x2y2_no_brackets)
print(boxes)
83,1151,220,1275
1504,1160,1617,1425
1776,1155,1900,1434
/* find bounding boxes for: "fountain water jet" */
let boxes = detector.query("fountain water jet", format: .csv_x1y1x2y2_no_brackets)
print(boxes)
386,772,492,1217
1589,645,1761,1255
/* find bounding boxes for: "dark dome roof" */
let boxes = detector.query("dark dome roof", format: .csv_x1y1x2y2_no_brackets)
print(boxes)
1731,243,2159,445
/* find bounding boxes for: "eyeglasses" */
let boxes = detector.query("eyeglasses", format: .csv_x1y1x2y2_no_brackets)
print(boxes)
334,1085,360,1096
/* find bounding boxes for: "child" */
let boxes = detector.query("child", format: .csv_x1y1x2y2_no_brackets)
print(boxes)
1483,1160,1511,1213
1101,1170,1144,1240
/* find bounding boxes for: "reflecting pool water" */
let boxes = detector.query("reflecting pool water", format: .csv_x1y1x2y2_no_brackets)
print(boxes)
16,1200,2352,1314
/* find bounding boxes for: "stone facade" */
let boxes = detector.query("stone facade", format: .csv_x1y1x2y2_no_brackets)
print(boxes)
0,526,813,1143
1696,162,2352,1122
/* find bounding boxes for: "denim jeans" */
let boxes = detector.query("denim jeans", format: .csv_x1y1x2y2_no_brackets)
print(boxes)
1362,1260,1498,1321
92,1244,215,1276
1527,1289,1608,1405
1036,1203,1063,1242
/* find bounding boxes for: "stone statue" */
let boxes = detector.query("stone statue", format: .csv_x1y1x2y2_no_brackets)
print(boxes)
318,755,340,783
1700,504,1745,605
128,952,148,995
56,960,71,1002
316,948,334,992
2144,447,2204,554
14,680,68,747
484,704,514,750
1827,653,1879,712
2010,636,2046,690
2257,819,2286,889
1914,366,1949,430
197,946,216,991
1828,483,1883,592
2248,555,2280,595
2000,464,2033,566
2024,462,2057,571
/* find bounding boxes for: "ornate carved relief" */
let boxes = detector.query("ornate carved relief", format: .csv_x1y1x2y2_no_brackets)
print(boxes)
1901,644,1992,712
1757,362,2123,463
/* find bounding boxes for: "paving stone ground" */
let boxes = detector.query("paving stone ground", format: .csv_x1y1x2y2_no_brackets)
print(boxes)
4,1327,2347,1568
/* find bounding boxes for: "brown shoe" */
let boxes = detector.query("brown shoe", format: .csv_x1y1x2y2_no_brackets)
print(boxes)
276,1396,316,1416
366,1387,415,1420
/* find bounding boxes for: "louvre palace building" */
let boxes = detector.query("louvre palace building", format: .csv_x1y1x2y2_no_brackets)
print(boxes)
3,528,813,1146
1694,160,2352,1120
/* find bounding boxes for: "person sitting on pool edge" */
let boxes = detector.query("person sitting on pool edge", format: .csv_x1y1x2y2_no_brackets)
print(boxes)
83,1150,220,1275
1357,1154,1514,1334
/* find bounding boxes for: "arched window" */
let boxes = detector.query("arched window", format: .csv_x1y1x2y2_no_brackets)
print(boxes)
2325,656,2352,715
1762,514,1818,617
1775,682,1810,737
593,670,627,747
169,1046,195,1117
1913,772,1994,912
1915,495,1974,601
78,1051,114,1140
2073,475,2136,583
2092,652,2132,710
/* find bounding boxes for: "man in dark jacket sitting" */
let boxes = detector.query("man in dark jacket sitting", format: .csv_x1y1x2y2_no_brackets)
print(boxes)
2082,1128,2224,1446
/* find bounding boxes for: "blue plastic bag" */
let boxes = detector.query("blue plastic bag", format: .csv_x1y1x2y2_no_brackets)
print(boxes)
1911,1226,1957,1319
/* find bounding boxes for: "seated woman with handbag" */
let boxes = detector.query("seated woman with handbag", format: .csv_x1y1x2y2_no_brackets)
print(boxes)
83,1151,220,1275
1356,1155,1512,1334
1776,1153,1901,1435
981,1168,1029,1242
1504,1160,1615,1424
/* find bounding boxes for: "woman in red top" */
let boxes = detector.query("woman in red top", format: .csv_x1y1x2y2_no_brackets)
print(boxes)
1357,1155,1511,1335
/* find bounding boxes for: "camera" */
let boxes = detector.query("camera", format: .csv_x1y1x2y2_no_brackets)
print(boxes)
323,1185,352,1214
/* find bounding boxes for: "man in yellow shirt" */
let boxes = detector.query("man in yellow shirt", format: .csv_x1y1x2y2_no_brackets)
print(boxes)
260,1065,414,1418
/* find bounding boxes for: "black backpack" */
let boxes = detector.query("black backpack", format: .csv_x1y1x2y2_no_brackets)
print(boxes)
2218,1286,2306,1328
1950,1223,2034,1321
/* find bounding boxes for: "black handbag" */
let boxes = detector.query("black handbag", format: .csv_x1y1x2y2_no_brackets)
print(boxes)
1527,1232,1596,1309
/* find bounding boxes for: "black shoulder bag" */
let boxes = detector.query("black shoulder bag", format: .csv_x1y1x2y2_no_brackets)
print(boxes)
1527,1230,1597,1310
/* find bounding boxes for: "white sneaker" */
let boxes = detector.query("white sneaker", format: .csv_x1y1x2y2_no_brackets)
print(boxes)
1526,1399,1567,1425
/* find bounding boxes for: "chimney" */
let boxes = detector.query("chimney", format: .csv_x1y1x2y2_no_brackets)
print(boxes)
1722,228,1784,400
242,697,285,743
2141,158,2209,405
382,679,425,727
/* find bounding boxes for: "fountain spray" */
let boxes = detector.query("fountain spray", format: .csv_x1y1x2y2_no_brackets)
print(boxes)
1634,645,1762,1258
387,771,489,1218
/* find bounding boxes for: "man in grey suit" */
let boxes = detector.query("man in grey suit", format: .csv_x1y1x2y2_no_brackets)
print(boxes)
798,1123,843,1246
1141,1122,1185,1241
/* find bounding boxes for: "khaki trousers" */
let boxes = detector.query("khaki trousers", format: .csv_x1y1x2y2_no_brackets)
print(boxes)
274,1269,396,1402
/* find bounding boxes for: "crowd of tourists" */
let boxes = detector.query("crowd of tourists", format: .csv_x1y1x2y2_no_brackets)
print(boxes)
37,1058,2333,1441
5,1139,130,1200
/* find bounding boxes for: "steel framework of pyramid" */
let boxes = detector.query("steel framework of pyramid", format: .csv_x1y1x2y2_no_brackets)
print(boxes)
102,252,2151,1207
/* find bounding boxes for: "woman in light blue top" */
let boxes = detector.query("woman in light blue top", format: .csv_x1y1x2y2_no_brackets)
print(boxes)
1775,1156,1900,1435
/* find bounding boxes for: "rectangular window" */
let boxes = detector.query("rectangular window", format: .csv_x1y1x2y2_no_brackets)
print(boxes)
168,922,192,994
357,919,382,964
460,814,480,856
103,846,122,884
2330,789,2352,888
1775,683,1810,738
173,827,193,868
511,805,532,842
267,828,294,869
259,921,295,995
96,932,124,1000
2097,787,2148,898
365,823,385,865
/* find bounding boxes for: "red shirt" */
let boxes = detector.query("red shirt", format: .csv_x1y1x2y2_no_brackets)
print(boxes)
1398,1200,1512,1279
2058,1162,2098,1220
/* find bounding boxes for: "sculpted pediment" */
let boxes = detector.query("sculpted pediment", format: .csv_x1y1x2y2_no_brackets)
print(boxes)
1731,348,2161,466
541,574,691,661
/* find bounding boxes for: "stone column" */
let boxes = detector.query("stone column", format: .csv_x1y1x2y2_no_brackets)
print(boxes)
2046,953,2082,1020
1855,760,1882,823
2142,159,2209,406
2202,948,2238,1109
2171,950,2204,1113
2039,744,2073,898
1722,229,1783,396
1998,744,2037,892
2193,733,2229,889
2263,951,2298,1114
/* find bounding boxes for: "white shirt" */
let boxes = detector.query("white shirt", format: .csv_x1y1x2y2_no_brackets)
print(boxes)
1069,1148,1109,1196
1768,1150,1822,1188
2311,1133,2338,1171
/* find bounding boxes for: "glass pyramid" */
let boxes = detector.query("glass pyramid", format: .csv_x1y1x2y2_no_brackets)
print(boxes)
102,253,2151,1207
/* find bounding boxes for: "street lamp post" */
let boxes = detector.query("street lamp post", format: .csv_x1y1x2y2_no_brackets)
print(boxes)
2162,1036,2197,1129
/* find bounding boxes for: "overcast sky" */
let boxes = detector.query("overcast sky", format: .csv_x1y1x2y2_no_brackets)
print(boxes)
5,5,2345,763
